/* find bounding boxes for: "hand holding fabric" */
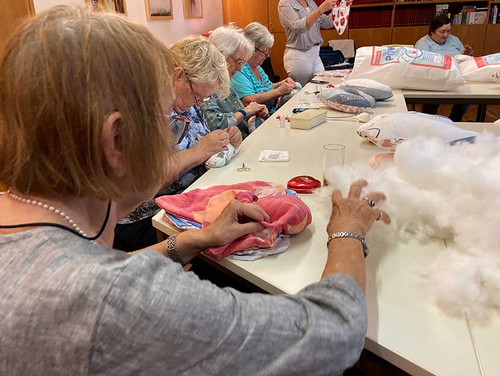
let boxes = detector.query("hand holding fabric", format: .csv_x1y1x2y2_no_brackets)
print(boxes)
226,126,242,147
194,129,230,158
257,105,269,119
244,102,266,117
203,200,270,247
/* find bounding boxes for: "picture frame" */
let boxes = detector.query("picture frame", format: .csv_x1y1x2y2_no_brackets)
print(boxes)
87,0,127,15
145,0,173,20
183,0,203,19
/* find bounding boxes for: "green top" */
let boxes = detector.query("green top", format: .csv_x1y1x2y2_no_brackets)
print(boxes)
202,88,250,139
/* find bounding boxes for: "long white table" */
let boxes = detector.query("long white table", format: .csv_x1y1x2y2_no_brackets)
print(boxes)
153,84,497,375
403,82,500,121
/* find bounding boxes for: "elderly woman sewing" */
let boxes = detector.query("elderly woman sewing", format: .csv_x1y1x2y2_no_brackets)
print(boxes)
203,26,270,138
0,6,390,375
231,22,297,114
114,36,243,251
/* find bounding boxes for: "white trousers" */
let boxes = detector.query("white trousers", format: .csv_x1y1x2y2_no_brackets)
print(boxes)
284,46,324,87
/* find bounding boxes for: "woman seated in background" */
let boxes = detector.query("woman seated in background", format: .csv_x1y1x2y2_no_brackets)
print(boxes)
203,26,270,138
231,22,297,114
415,15,473,122
0,6,391,375
114,35,243,251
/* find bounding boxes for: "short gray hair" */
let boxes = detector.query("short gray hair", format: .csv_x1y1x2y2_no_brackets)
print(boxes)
170,35,230,97
243,22,274,49
209,26,254,61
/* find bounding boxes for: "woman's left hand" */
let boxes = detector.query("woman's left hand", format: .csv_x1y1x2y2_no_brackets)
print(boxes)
281,77,296,88
203,200,270,247
226,126,242,147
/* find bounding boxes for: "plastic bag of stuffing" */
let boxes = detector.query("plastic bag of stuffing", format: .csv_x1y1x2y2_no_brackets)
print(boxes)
459,52,500,82
357,112,479,151
347,46,465,91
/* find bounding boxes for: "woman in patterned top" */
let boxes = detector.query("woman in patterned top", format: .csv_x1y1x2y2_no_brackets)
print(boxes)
203,26,269,138
114,36,243,251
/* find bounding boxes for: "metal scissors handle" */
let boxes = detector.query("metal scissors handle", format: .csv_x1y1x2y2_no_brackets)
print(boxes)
237,163,250,172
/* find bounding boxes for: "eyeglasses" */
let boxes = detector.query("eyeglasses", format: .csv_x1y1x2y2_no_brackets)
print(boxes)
169,115,191,144
186,76,210,106
229,55,246,66
256,48,271,57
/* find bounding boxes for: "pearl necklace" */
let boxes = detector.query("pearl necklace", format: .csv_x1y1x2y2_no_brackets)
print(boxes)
7,190,88,237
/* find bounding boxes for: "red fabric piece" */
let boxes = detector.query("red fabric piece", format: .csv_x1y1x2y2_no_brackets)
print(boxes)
155,181,312,260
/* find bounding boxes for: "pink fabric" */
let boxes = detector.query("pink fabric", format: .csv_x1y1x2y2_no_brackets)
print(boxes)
155,181,312,260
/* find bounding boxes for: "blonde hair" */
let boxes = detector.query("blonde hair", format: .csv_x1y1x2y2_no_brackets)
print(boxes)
209,27,254,61
170,35,230,97
0,5,175,199
243,22,274,49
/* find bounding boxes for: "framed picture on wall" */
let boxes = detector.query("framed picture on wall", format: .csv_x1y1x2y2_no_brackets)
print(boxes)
145,0,173,20
183,0,203,19
87,0,127,14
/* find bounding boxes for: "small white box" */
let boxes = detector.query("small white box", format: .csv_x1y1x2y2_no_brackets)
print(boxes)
289,109,327,130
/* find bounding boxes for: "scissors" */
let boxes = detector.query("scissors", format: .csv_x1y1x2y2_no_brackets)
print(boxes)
237,163,251,172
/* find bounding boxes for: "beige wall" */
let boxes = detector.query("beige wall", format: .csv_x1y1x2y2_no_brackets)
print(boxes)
33,0,224,46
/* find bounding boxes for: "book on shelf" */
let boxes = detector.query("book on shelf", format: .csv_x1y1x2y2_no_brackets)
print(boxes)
492,5,498,24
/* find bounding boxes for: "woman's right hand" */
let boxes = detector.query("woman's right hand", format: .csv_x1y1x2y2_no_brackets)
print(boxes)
194,130,230,158
244,102,266,117
202,200,270,247
277,83,293,96
327,180,390,237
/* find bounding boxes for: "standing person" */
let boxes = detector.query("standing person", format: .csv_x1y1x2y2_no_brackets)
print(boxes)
415,15,473,121
231,22,296,115
204,26,269,138
1,5,391,375
278,0,337,86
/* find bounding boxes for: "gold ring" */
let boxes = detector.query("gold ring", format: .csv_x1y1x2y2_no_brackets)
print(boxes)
376,208,382,221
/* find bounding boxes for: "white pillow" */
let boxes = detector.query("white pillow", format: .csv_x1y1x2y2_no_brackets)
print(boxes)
316,87,375,114
459,53,500,82
339,78,393,100
347,46,465,91
357,112,479,151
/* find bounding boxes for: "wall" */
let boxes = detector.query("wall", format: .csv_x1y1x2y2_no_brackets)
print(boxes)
33,0,224,46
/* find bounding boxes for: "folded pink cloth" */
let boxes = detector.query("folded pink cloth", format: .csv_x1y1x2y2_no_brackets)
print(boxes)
155,181,312,260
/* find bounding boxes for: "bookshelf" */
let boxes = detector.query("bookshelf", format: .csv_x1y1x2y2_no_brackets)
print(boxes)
222,0,500,81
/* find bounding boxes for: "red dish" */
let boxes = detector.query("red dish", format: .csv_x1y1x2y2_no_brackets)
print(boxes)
287,175,321,194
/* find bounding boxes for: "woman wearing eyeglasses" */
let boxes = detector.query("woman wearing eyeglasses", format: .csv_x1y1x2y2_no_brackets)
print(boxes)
203,26,270,138
231,22,297,115
114,36,243,251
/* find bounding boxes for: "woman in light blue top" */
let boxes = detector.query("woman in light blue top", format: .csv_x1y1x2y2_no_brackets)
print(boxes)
414,15,474,121
414,15,473,57
231,22,296,114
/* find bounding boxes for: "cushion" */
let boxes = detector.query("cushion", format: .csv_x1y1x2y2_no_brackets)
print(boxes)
459,53,500,82
347,46,464,91
338,78,393,100
316,87,375,114
357,111,479,151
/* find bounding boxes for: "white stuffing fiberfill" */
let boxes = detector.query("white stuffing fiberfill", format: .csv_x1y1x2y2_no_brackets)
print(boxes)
320,133,500,322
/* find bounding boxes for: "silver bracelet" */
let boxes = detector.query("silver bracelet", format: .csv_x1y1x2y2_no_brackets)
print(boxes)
327,231,369,258
166,234,187,266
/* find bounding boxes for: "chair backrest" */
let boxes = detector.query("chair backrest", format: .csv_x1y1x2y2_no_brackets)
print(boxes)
319,46,346,67
260,57,280,83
